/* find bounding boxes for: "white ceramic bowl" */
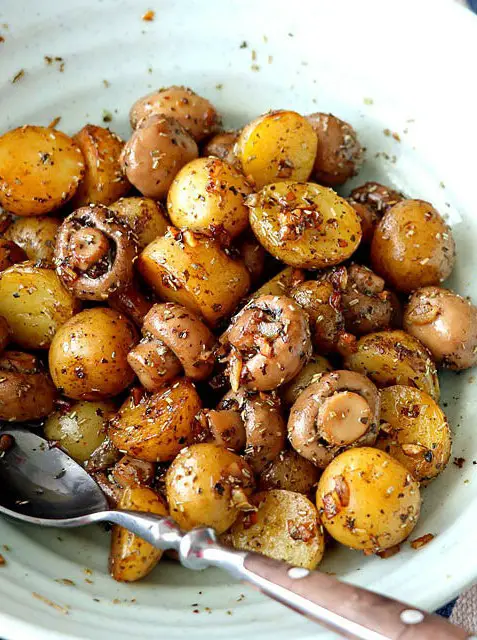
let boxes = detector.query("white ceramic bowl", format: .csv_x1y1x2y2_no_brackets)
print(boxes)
1,0,477,638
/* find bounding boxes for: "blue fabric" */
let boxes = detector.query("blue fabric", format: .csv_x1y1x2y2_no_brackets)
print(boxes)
468,0,477,12
437,599,457,618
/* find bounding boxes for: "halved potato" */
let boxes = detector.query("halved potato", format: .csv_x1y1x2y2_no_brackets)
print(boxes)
0,125,85,215
110,486,168,582
4,216,61,263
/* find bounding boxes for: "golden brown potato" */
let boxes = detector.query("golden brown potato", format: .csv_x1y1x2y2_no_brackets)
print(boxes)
316,447,421,552
0,262,80,349
371,200,455,293
259,451,320,495
202,130,238,164
403,286,477,370
282,355,333,406
0,239,27,271
248,181,362,269
110,486,168,582
343,329,440,401
130,86,221,142
71,125,130,207
109,379,202,462
44,400,115,463
250,266,305,300
165,443,255,533
376,386,451,482
4,216,61,262
307,113,363,187
236,110,317,188
0,125,84,215
108,197,168,250
138,228,250,326
167,157,252,240
49,308,137,400
0,351,56,421
231,490,325,569
120,115,198,200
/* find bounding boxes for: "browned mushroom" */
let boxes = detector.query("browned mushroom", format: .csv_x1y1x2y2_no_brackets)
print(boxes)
0,239,27,272
127,303,216,391
307,113,363,187
403,286,477,370
55,204,137,301
214,388,286,473
340,264,393,335
349,182,404,216
0,350,56,421
111,455,156,488
220,295,312,391
195,408,247,451
288,370,380,468
0,316,10,354
108,280,153,326
236,233,266,285
202,130,239,164
347,200,379,244
85,437,122,473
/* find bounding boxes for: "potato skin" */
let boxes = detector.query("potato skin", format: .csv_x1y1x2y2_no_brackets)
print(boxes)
282,355,333,407
370,200,455,293
109,197,168,250
44,400,115,463
110,486,168,582
316,447,421,552
138,229,250,326
0,125,84,215
376,386,451,482
4,216,61,263
49,308,137,400
130,86,221,142
167,157,252,240
231,490,325,569
251,266,305,300
109,379,202,462
166,443,255,533
259,450,320,495
307,113,363,187
71,125,130,207
344,329,439,401
248,181,362,269
0,262,80,349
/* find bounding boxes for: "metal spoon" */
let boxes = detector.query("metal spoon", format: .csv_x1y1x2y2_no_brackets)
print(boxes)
0,427,469,640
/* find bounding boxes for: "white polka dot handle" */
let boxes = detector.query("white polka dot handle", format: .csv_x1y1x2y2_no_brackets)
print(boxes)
238,552,472,639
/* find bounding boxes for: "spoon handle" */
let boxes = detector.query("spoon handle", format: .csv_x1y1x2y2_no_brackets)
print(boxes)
105,511,469,639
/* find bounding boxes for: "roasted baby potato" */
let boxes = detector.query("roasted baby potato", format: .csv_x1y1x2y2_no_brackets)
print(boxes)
231,490,325,569
248,181,362,269
237,110,317,188
0,125,84,215
251,266,305,300
130,86,221,142
120,115,198,200
403,286,477,370
167,157,252,240
109,378,202,462
0,351,56,421
166,443,255,533
0,239,27,271
4,215,61,263
0,262,80,349
138,228,250,326
307,113,363,187
49,308,137,400
259,451,320,495
108,197,168,250
376,386,451,482
71,125,130,207
343,329,440,401
110,486,168,582
316,447,421,552
282,355,333,406
44,400,115,463
371,200,455,293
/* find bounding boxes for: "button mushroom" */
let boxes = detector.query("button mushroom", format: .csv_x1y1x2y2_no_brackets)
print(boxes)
288,370,380,468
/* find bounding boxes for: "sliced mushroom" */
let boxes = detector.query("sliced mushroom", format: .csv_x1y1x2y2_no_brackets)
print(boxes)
340,264,393,335
111,455,156,488
404,286,477,370
220,295,312,391
55,204,137,301
127,303,216,391
288,370,380,468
